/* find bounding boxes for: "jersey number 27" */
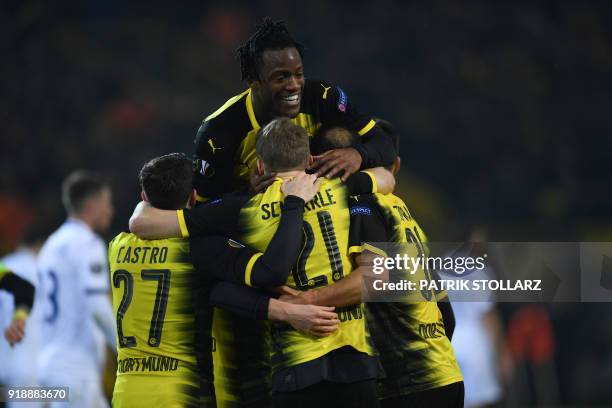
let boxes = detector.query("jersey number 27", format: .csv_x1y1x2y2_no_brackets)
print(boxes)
113,269,170,348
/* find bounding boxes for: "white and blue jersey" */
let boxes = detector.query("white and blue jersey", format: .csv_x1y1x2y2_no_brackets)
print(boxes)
37,218,115,408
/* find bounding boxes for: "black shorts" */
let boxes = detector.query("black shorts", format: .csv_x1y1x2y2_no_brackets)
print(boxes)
381,381,465,408
274,379,380,408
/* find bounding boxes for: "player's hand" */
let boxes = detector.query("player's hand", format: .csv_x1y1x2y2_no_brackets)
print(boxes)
281,172,322,202
284,304,339,337
309,147,362,182
4,318,26,346
250,171,277,194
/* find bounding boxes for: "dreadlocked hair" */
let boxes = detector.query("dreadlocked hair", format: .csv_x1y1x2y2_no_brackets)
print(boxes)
237,17,304,82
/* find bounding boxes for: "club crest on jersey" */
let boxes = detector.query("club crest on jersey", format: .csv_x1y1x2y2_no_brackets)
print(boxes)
337,87,347,112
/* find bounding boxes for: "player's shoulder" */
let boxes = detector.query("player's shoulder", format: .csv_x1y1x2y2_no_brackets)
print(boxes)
1,250,38,283
247,178,284,205
38,222,84,257
60,219,100,243
303,78,336,95
108,231,134,248
109,232,189,262
379,192,407,208
316,177,351,203
302,78,346,107
204,88,249,121
302,78,333,105
195,90,253,157
109,231,184,248
377,193,417,223
199,89,252,135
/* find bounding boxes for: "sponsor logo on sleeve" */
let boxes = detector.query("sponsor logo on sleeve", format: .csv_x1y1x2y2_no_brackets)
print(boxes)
350,206,372,216
337,87,347,112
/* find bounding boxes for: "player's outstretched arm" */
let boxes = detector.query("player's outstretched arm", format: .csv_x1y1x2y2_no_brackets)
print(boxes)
250,174,321,287
344,168,395,196
363,167,395,194
268,299,339,337
192,178,320,287
280,267,364,307
279,252,386,307
129,201,181,239
308,82,396,180
208,281,339,337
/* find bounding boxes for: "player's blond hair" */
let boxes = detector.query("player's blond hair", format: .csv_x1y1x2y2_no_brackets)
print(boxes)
256,118,310,172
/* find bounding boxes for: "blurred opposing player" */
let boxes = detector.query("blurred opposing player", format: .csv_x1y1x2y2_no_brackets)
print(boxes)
442,228,511,408
284,124,465,407
111,153,339,407
37,171,116,408
193,17,396,200
0,225,46,407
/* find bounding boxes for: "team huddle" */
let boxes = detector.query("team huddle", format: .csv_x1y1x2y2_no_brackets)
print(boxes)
0,17,464,408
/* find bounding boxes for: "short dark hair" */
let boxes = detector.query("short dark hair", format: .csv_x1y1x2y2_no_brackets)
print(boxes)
256,118,310,172
61,170,108,214
310,126,358,155
138,153,193,210
375,119,399,156
237,17,304,82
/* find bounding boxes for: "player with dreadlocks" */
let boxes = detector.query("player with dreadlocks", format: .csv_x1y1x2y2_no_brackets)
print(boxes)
189,18,397,407
193,17,396,201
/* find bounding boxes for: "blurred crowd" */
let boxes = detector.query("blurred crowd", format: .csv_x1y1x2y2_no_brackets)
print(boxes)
1,0,612,405
2,0,612,245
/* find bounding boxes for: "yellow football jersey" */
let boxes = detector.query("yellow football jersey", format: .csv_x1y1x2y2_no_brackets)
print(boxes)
348,193,463,397
239,177,375,372
108,232,212,407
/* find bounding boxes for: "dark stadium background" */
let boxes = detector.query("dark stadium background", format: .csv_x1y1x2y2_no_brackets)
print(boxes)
1,0,611,405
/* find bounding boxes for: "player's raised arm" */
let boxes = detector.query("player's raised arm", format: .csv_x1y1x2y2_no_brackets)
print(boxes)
190,173,322,288
129,201,182,239
307,81,396,180
344,167,395,195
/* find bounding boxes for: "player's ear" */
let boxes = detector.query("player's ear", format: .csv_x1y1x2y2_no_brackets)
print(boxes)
187,189,197,209
140,190,149,203
248,78,261,90
393,157,401,175
256,158,266,175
